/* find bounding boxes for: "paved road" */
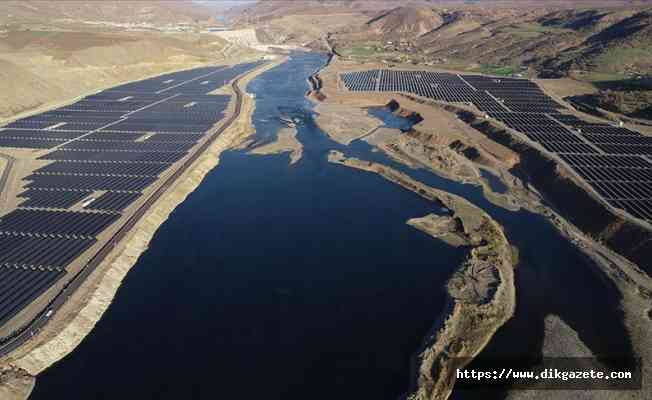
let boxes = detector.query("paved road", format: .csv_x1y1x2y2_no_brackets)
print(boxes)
0,62,261,359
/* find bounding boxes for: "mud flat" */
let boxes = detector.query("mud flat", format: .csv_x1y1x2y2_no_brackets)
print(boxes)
248,126,303,164
328,150,516,400
0,57,285,398
316,99,532,215
313,103,383,145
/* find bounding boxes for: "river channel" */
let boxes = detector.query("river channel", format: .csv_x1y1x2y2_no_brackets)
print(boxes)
29,52,632,400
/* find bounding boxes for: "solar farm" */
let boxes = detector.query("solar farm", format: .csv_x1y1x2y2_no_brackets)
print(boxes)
340,69,652,223
0,61,262,338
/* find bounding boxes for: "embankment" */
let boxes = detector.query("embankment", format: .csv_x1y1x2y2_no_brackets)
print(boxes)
0,58,285,395
328,150,516,400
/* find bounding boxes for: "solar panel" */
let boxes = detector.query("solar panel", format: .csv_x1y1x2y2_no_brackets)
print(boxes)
0,266,66,326
0,234,95,269
34,161,170,177
85,192,142,212
18,189,92,209
0,209,119,238
340,68,652,222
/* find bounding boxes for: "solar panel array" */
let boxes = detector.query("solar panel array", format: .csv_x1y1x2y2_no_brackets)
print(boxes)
0,266,67,327
341,69,652,223
340,70,380,91
18,189,92,209
0,61,263,328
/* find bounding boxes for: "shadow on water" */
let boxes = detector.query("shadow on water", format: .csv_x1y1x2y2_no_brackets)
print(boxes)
367,106,416,132
29,52,634,400
479,169,508,194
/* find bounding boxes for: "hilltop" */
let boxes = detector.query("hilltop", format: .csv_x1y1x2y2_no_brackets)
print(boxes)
366,6,445,39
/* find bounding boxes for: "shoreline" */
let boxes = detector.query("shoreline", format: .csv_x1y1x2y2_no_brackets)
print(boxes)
248,126,303,164
0,56,286,398
313,58,652,399
327,150,516,399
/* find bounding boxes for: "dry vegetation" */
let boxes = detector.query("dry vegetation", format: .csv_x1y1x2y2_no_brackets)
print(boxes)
238,0,652,120
236,0,652,120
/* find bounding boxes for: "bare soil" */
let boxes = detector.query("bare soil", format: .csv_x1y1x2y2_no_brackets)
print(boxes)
0,29,259,120
248,126,303,164
0,366,33,400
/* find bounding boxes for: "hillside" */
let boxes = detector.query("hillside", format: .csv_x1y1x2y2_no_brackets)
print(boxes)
328,4,652,78
278,2,647,120
540,9,652,76
0,0,216,26
366,6,445,39
0,29,259,119
231,1,375,47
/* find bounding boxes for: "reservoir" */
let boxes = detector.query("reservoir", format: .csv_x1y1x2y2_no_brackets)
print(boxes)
29,52,632,399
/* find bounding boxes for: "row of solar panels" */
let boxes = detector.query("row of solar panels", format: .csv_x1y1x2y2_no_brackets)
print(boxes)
0,62,264,328
340,69,652,223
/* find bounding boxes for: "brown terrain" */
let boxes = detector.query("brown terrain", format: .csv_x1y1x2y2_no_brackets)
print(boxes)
0,1,651,399
239,0,652,120
0,29,262,121
311,51,652,398
0,0,216,26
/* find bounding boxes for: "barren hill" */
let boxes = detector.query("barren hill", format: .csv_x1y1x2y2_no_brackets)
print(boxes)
0,29,259,120
325,3,652,79
231,1,375,47
366,6,445,39
0,0,216,26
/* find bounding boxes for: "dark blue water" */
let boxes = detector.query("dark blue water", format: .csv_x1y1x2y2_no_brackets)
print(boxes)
480,169,508,194
29,52,633,400
367,106,416,131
